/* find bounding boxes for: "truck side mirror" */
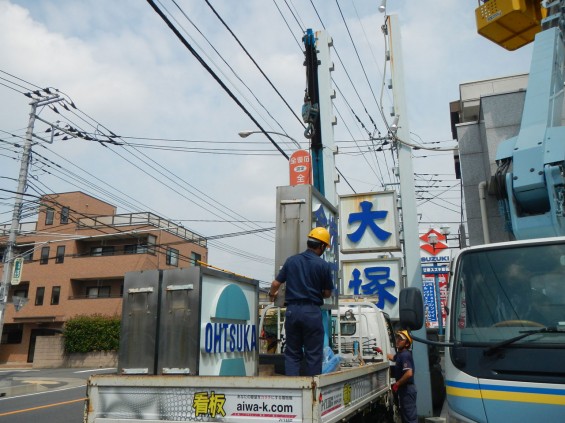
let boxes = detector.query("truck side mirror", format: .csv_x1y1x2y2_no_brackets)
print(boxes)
399,287,424,330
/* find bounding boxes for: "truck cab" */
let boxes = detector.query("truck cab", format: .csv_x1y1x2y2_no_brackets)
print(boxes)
444,237,565,422
399,237,565,423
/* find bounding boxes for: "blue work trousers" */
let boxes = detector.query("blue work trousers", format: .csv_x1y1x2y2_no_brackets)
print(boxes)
284,303,323,376
398,384,417,423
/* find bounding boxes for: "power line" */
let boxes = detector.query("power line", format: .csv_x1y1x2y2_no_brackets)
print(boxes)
203,0,305,130
147,0,290,159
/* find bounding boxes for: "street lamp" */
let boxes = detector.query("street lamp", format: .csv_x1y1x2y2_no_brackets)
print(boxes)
238,130,301,149
378,0,386,13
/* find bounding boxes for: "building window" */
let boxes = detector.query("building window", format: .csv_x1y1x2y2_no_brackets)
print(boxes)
91,246,115,256
147,235,156,254
1,324,23,344
21,247,33,262
35,287,45,306
45,208,54,225
166,248,179,266
60,206,69,224
40,247,50,265
51,286,61,305
11,285,28,300
125,238,154,255
191,252,201,266
87,286,111,298
124,244,143,254
56,246,65,263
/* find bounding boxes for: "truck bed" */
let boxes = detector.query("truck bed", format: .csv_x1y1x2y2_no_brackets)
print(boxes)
85,362,391,423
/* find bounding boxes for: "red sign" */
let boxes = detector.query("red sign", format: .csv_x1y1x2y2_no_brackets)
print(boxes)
289,150,311,186
420,229,447,256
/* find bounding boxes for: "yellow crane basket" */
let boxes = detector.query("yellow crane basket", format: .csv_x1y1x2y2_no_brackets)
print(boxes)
475,0,544,50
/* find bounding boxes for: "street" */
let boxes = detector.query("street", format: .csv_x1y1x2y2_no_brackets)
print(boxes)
0,367,115,423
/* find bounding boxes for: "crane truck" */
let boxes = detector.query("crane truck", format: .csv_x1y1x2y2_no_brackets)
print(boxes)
399,1,565,422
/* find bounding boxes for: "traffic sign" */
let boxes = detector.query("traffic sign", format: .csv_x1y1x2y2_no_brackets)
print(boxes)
11,257,23,285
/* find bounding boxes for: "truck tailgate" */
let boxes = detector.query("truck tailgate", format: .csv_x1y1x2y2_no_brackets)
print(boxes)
85,362,389,423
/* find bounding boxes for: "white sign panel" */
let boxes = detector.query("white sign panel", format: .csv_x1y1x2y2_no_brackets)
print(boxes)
199,273,258,376
341,258,402,317
99,386,303,422
339,191,400,253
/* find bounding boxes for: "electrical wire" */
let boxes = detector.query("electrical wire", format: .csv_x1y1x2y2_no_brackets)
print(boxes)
203,0,306,131
148,0,289,159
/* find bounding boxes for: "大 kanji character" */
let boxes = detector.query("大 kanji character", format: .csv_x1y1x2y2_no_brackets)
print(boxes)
347,200,391,243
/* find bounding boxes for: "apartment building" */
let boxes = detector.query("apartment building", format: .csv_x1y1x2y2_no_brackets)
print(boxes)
0,191,208,364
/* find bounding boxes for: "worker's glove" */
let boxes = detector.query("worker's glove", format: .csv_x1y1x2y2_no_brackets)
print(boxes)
391,383,399,393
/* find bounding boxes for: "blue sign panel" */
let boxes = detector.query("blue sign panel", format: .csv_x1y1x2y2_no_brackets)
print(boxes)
422,279,438,324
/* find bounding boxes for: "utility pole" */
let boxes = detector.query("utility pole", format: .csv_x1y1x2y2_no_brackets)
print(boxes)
387,14,434,417
0,95,60,341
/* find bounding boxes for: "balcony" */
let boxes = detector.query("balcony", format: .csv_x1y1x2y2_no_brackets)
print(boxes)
69,279,123,301
73,240,158,259
77,212,207,248
0,221,37,236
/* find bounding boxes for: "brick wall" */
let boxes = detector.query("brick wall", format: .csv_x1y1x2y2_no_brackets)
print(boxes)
32,335,117,369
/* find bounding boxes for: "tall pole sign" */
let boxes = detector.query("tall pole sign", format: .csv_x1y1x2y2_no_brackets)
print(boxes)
338,191,401,316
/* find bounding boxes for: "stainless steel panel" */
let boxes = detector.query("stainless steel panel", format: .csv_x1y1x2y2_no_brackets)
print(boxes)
118,269,160,374
275,185,312,273
157,267,202,375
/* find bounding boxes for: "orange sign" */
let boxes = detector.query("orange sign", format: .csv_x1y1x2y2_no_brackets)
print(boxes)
420,229,447,256
289,150,311,186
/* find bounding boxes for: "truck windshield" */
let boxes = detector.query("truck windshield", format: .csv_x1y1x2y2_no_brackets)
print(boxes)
452,242,565,345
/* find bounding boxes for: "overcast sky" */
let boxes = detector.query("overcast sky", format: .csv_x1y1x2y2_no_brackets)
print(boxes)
0,1,533,284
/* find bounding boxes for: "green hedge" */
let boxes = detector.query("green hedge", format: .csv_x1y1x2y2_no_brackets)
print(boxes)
64,314,121,353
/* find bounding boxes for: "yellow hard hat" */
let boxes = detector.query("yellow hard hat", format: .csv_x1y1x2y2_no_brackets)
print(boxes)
308,227,331,246
396,330,412,346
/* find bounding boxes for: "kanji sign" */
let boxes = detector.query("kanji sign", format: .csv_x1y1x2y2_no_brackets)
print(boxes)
339,191,400,253
342,258,401,317
289,149,311,186
422,273,448,328
11,257,23,285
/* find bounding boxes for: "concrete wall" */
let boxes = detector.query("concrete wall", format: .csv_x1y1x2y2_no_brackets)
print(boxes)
32,335,117,369
456,90,526,246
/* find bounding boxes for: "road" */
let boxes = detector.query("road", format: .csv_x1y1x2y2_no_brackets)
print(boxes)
0,367,115,423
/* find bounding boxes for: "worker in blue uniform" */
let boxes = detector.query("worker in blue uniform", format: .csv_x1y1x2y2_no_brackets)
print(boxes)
269,227,334,376
387,330,417,423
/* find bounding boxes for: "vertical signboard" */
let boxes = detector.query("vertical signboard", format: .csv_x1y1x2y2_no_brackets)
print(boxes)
11,257,23,285
422,272,448,328
339,191,401,253
420,228,451,329
289,149,312,186
338,191,402,317
275,185,338,307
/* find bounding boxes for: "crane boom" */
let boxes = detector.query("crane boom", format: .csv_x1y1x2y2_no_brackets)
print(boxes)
478,1,565,239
